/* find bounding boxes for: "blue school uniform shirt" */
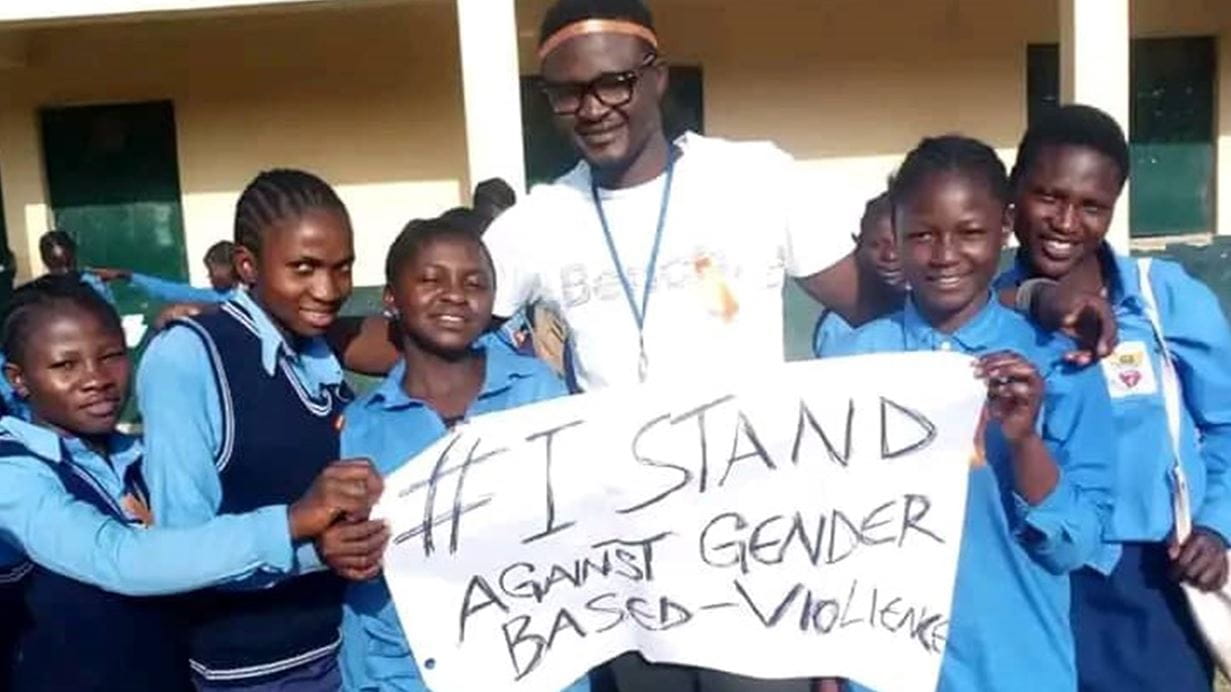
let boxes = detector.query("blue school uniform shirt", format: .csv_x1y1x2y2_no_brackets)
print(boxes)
338,349,588,692
136,289,342,574
823,295,1115,692
998,247,1231,547
0,416,297,595
130,273,237,304
812,308,855,357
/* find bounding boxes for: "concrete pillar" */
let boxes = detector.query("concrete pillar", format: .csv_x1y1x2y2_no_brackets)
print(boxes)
1061,0,1130,251
1217,31,1231,236
455,0,527,197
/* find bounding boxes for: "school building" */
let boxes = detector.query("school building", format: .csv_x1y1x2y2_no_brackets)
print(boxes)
0,0,1229,353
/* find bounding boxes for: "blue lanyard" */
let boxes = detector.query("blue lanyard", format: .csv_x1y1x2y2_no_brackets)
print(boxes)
590,155,677,382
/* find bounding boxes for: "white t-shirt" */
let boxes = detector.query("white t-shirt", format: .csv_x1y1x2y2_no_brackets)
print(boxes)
484,132,852,391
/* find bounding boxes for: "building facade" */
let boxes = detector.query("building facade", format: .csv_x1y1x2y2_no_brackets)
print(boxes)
0,0,1227,342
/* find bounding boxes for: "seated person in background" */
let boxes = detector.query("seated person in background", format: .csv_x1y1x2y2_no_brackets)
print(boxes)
323,214,588,692
90,240,240,304
820,135,1115,692
812,190,905,356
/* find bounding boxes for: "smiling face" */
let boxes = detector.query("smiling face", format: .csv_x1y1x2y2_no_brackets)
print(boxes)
235,208,354,339
387,234,495,357
1013,144,1122,279
856,211,904,290
896,171,1009,332
5,303,130,437
540,32,667,175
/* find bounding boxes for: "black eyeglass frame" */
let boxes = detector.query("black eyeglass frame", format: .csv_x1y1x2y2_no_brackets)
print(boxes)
539,53,661,116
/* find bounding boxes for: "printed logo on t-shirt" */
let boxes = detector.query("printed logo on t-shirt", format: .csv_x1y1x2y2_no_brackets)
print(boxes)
694,253,739,322
1100,340,1159,398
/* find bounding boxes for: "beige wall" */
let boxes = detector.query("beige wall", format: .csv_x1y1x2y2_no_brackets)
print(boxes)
518,0,1056,235
0,0,468,285
518,0,1231,240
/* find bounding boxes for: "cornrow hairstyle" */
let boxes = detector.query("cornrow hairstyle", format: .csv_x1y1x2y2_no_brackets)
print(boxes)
204,240,236,266
858,191,892,244
233,169,350,256
539,0,655,47
384,214,493,286
890,135,1010,226
38,230,76,265
1010,104,1130,189
1,273,123,366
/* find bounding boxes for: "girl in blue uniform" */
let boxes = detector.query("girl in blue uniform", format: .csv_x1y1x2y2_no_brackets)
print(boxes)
318,216,589,692
138,169,368,691
820,135,1115,692
0,274,384,692
998,104,1231,692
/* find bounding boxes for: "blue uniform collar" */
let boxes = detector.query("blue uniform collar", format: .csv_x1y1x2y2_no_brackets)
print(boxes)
902,291,1007,352
0,415,141,467
366,347,540,412
232,290,342,383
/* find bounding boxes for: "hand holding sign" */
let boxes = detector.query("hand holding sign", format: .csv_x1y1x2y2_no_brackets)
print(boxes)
374,352,985,692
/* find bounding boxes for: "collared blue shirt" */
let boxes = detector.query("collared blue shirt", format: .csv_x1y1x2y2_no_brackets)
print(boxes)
136,290,342,575
812,309,855,357
130,273,237,304
338,348,587,692
824,295,1115,692
0,416,295,595
998,248,1231,545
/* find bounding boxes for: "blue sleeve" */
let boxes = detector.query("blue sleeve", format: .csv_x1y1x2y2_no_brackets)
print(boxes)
130,274,229,304
1155,263,1231,541
79,272,116,307
138,327,322,584
137,326,224,527
1014,363,1116,574
0,455,294,596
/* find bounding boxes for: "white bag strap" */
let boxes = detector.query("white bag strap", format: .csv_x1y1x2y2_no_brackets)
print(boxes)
1136,257,1195,544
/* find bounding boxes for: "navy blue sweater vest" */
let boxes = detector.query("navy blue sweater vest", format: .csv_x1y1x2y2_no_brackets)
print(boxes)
2,438,190,692
175,303,348,683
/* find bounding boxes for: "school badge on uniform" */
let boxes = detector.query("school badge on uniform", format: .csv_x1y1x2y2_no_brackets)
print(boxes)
1100,340,1159,398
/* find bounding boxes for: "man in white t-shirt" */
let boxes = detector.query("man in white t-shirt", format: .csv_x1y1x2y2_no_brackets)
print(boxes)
486,0,888,395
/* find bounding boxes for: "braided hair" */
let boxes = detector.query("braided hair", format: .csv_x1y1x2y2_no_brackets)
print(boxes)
890,135,1009,226
233,169,350,256
1,274,122,366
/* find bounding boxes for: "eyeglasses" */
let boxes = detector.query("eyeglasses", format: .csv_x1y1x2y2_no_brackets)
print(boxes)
540,54,658,116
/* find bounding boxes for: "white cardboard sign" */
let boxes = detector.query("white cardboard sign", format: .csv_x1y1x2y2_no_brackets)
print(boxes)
375,352,984,692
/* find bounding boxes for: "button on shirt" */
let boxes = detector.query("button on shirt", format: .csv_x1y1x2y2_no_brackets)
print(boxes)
0,416,294,595
998,247,1231,545
823,295,1115,692
136,290,342,574
484,132,853,392
338,349,587,692
129,273,237,304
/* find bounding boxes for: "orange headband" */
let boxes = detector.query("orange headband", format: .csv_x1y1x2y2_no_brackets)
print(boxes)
538,19,659,60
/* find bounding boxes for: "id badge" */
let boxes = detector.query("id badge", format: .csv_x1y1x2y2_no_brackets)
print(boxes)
1100,340,1159,398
